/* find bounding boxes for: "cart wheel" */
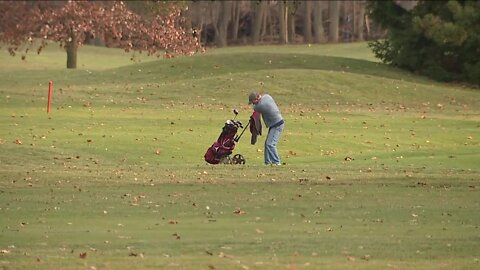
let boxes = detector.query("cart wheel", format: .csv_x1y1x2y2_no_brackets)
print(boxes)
232,154,246,164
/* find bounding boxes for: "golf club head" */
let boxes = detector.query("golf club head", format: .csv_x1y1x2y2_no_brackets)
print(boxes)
232,109,239,120
236,120,243,129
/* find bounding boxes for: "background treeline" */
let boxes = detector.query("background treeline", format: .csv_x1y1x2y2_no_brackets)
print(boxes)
124,0,382,47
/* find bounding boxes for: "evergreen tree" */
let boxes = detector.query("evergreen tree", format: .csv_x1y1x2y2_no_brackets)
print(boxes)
367,0,480,85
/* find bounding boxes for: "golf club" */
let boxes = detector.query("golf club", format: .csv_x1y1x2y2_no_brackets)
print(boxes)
233,108,239,120
234,120,250,142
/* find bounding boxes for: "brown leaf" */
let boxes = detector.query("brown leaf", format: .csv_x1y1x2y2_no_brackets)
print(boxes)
233,208,246,215
362,254,371,261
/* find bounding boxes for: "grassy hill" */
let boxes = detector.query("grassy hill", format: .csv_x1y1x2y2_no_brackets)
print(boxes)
0,42,479,269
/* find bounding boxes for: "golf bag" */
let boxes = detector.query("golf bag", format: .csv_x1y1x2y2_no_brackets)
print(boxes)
204,117,248,164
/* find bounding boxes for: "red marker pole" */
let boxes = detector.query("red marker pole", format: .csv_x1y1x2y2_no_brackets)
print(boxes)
47,80,52,113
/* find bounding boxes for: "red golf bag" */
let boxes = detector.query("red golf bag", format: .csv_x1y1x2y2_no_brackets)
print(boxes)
204,119,247,164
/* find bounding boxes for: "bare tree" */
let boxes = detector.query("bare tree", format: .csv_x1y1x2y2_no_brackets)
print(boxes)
215,1,232,47
231,1,241,42
354,0,366,41
328,0,340,42
303,1,312,43
287,1,300,43
252,1,267,45
313,1,326,43
278,1,288,44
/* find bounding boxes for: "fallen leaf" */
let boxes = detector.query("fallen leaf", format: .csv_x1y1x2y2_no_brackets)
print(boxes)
233,208,246,215
362,254,371,261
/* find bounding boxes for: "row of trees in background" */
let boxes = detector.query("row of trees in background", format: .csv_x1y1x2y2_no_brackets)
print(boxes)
0,1,381,63
184,0,375,47
0,0,379,69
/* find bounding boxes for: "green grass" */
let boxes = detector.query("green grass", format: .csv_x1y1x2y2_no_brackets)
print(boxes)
0,42,479,269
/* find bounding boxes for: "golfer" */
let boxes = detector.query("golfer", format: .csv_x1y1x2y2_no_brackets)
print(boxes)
248,91,284,165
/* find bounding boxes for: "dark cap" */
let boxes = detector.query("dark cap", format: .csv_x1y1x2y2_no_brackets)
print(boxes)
248,92,258,104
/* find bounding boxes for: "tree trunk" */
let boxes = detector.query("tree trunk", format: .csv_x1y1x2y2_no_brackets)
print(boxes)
252,1,267,45
231,1,240,42
215,1,231,47
66,29,77,69
279,1,288,44
287,7,295,43
341,0,354,42
313,1,325,43
365,14,371,39
303,1,312,43
355,1,366,41
261,2,268,38
328,0,340,43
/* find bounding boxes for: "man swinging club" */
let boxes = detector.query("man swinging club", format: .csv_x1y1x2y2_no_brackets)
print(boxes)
248,91,285,165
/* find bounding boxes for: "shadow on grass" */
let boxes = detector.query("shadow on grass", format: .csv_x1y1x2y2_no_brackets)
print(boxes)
110,52,431,84
0,52,435,88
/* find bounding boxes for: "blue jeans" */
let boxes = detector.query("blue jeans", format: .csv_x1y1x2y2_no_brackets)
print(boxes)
264,123,284,165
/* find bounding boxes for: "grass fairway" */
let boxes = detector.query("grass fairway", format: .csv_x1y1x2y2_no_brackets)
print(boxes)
0,42,479,269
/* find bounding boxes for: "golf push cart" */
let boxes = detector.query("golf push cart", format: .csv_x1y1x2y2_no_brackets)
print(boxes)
204,109,249,164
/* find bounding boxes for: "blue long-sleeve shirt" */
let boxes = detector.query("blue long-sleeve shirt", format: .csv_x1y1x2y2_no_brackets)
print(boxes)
253,94,283,128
